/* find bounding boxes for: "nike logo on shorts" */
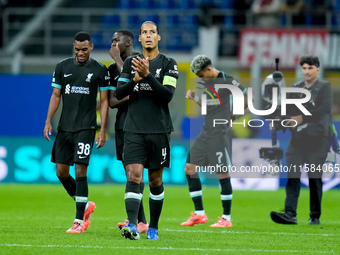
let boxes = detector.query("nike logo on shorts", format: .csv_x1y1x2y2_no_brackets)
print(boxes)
79,156,87,159
64,73,72,77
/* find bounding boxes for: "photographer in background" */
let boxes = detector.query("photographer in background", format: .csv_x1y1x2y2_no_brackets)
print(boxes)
270,56,333,225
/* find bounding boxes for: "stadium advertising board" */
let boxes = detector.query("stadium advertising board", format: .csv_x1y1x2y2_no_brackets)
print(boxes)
1,137,339,190
238,28,340,68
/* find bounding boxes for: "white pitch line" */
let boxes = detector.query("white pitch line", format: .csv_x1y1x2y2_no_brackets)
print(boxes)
49,226,337,237
163,228,336,237
0,244,335,254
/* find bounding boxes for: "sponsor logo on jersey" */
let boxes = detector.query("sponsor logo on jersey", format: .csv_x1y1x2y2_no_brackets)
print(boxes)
86,73,93,82
206,98,221,106
133,84,139,91
65,84,71,94
168,69,179,74
71,86,90,94
133,83,153,92
64,73,72,77
140,83,153,91
155,68,162,78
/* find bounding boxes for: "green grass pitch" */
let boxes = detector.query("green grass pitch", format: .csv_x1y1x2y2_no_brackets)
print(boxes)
0,184,339,254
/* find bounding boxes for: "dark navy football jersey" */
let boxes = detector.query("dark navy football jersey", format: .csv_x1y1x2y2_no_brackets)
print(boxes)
52,57,112,132
200,72,247,136
117,53,178,133
108,52,139,131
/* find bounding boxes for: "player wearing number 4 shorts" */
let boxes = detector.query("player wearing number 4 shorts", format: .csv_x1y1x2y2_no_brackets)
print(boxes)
116,21,178,240
180,55,247,228
44,31,113,233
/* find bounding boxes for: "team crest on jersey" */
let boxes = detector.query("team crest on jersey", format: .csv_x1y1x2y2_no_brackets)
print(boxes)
155,68,162,78
86,73,93,82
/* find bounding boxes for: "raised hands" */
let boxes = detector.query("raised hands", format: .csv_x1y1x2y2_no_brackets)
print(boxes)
132,56,150,82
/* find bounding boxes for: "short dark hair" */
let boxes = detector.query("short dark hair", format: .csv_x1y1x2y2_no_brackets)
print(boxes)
140,21,159,34
300,55,320,68
117,29,134,43
74,31,92,43
190,55,212,73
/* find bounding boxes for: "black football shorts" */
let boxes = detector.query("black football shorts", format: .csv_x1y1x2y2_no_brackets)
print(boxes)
51,129,96,166
115,129,124,161
187,129,232,172
123,132,171,169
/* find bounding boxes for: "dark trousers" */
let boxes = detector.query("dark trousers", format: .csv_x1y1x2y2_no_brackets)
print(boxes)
284,136,329,218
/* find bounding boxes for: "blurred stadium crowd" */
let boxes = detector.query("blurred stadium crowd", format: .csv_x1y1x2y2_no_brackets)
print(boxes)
1,0,340,56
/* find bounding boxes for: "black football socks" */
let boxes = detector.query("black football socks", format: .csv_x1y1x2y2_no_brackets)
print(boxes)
75,176,88,222
186,174,204,212
149,183,164,230
125,181,141,226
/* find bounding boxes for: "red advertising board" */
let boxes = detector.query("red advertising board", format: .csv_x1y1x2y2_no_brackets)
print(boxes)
238,28,331,68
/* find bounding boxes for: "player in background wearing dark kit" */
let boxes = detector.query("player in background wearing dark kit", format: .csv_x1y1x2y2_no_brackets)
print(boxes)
271,56,333,225
116,21,178,240
107,29,149,233
180,55,247,228
44,31,112,233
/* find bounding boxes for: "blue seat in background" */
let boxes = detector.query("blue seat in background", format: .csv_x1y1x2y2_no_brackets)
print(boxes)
151,0,170,9
101,15,121,25
127,15,140,25
167,14,198,27
213,0,234,9
165,28,198,51
136,15,160,24
223,15,234,30
118,0,132,8
166,15,180,26
332,0,340,26
119,0,155,9
179,0,196,9
182,15,198,27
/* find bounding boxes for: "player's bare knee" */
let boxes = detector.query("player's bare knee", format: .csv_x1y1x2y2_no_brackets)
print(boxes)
217,173,230,179
56,171,69,179
125,170,142,183
185,163,198,175
125,164,143,182
56,165,69,179
75,164,87,177
149,175,162,187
